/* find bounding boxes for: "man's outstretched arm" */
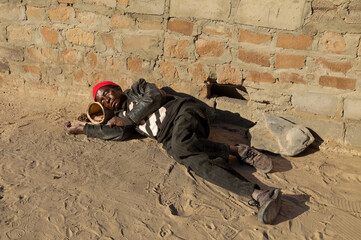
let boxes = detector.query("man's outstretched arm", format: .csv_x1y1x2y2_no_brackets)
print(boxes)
64,121,133,141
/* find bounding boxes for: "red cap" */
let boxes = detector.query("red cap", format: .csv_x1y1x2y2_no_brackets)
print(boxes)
92,81,120,100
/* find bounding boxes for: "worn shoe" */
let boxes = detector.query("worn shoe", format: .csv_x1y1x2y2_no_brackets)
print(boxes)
236,144,273,173
250,188,282,224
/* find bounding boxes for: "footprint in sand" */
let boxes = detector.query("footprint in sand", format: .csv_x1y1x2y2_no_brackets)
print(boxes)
159,224,173,238
204,223,238,240
6,228,25,240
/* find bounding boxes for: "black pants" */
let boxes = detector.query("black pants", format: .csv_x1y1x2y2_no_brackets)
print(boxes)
161,100,255,197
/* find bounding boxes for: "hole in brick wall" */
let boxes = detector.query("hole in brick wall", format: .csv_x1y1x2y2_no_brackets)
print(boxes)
207,83,249,101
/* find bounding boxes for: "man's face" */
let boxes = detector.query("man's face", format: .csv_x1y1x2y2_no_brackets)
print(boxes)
95,85,123,111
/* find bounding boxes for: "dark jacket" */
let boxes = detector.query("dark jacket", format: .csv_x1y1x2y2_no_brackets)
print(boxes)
124,78,167,124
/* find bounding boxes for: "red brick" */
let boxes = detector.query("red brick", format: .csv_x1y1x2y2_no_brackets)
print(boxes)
89,0,116,7
196,39,225,58
238,49,270,67
123,35,158,52
111,15,131,28
316,58,352,73
105,57,124,72
164,38,189,59
202,25,232,37
26,6,45,20
275,54,305,69
188,62,208,82
199,84,210,99
319,32,346,54
48,5,72,22
239,29,272,45
279,72,306,84
138,21,163,30
167,19,194,36
246,71,275,83
159,61,178,79
61,49,78,64
319,76,356,90
40,27,58,45
170,81,192,94
100,33,114,48
66,28,94,46
8,26,32,42
127,57,142,72
117,78,132,90
86,52,97,67
23,65,41,79
277,34,313,50
216,64,242,85
74,70,87,85
27,47,57,63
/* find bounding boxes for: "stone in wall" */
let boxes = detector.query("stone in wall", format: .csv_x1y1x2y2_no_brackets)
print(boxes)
170,0,231,21
88,0,116,8
344,98,361,120
309,0,336,23
292,91,338,116
236,0,307,30
345,1,361,24
0,4,24,21
0,46,24,61
23,0,54,7
126,0,165,15
7,25,32,43
66,28,94,46
77,12,111,32
123,35,159,52
0,61,9,73
345,123,361,147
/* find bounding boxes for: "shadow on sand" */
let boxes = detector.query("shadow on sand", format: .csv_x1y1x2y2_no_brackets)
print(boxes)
273,194,311,225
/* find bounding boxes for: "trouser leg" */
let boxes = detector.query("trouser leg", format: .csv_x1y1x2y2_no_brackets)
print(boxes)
162,101,255,197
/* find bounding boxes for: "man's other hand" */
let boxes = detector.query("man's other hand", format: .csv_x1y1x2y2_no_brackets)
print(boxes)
106,116,124,127
64,121,85,134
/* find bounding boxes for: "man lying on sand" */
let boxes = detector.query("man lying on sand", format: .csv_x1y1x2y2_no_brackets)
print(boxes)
64,79,282,224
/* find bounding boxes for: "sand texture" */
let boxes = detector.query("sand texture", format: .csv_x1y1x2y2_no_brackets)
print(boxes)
0,91,360,240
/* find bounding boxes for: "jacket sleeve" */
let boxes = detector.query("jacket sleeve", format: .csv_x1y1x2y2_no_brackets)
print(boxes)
84,124,134,141
126,79,166,124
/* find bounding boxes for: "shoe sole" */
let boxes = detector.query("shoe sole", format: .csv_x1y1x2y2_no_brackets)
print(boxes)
257,188,282,224
257,160,273,174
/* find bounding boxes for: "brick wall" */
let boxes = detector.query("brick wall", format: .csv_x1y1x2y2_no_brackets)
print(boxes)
0,0,361,151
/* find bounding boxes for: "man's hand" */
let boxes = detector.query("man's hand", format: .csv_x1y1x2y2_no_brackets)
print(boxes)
64,121,85,134
106,116,124,127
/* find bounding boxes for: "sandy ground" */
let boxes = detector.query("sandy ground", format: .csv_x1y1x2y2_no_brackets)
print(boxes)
0,90,361,240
